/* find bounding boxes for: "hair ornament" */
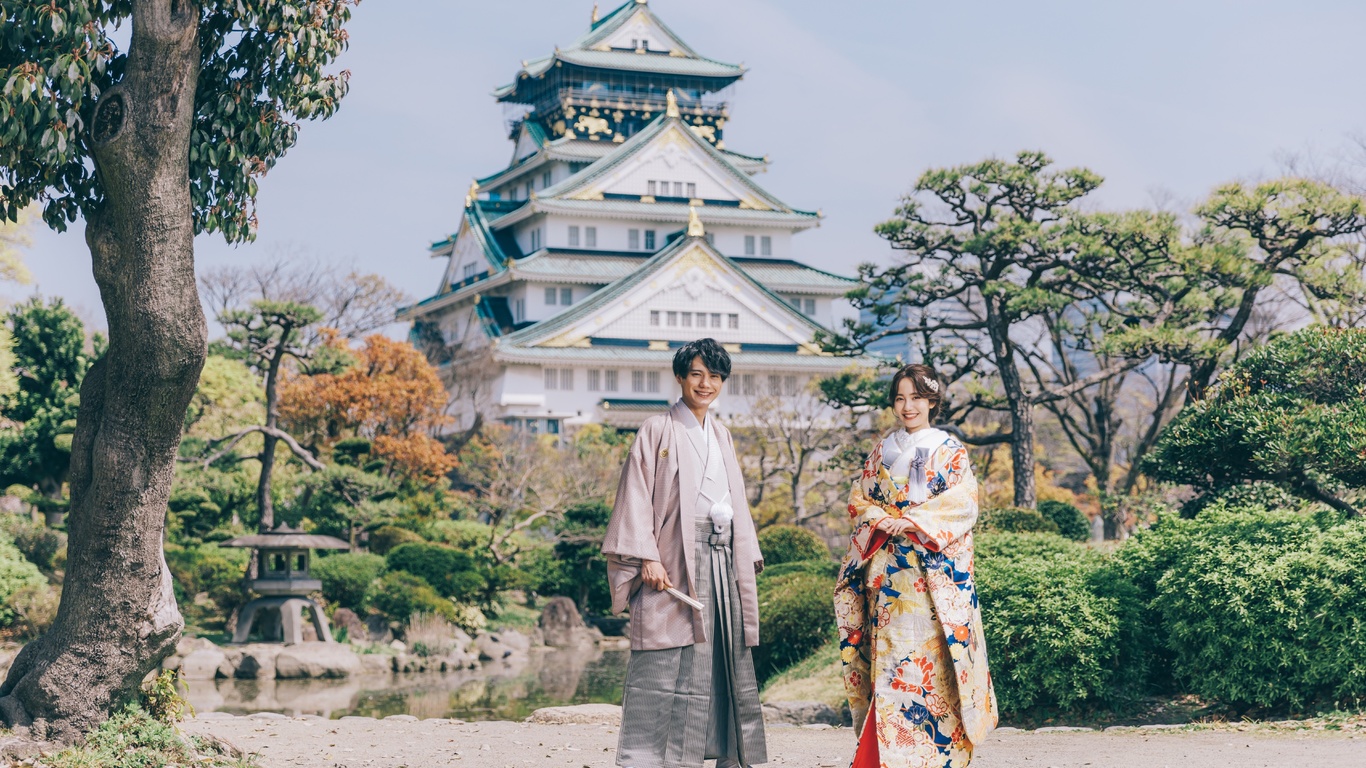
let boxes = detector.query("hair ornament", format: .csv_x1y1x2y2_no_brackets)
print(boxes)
922,377,940,393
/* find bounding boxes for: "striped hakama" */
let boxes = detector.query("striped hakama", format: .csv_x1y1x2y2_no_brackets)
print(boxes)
617,518,767,768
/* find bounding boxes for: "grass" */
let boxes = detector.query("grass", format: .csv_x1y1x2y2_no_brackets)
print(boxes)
490,602,541,634
760,640,845,708
36,706,259,768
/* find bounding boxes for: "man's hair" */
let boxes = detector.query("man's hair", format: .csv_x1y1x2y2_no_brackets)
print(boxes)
672,338,732,381
888,363,945,421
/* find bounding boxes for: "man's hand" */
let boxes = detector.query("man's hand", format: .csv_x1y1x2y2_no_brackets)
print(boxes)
641,560,673,591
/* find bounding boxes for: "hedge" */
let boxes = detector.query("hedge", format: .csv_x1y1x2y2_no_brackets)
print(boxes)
312,552,386,612
754,569,836,683
757,524,831,567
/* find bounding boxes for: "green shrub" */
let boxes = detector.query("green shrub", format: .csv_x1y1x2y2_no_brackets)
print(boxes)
0,516,66,571
8,582,59,640
759,559,839,580
44,704,247,768
757,524,830,567
422,518,496,550
1037,500,1090,541
369,524,423,555
754,570,836,683
164,543,249,626
365,571,458,625
386,542,486,604
976,535,1146,717
312,552,386,612
978,507,1061,535
0,533,48,626
1118,504,1366,712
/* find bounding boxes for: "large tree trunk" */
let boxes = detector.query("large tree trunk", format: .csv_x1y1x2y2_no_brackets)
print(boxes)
986,303,1036,509
0,1,205,742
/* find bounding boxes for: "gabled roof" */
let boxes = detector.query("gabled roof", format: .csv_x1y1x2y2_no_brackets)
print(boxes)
530,112,802,213
495,231,830,352
494,0,744,103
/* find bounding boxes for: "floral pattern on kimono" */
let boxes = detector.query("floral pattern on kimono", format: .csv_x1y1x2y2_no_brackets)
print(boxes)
834,435,997,768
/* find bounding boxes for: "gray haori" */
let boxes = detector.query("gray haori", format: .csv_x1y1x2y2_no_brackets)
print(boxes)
616,518,767,768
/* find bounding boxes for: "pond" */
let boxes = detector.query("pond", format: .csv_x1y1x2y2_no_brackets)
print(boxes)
181,646,629,721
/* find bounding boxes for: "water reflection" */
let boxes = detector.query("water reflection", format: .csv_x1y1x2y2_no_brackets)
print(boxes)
182,646,628,721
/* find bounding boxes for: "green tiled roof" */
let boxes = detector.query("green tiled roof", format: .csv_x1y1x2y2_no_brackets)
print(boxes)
536,113,793,214
522,198,819,227
506,250,854,293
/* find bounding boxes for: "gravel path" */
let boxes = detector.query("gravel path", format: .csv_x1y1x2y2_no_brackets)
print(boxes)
182,715,1364,768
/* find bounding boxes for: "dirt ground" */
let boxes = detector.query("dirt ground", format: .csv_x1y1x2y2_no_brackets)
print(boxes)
182,715,1364,768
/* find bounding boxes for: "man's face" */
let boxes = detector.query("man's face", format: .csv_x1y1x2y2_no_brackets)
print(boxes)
677,356,724,411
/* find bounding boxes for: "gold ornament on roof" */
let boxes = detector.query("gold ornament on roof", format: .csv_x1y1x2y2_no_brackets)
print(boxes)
666,88,680,118
687,206,705,237
465,179,479,208
591,3,599,23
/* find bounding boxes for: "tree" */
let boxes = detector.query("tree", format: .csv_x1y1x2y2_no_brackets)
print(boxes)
826,153,1197,508
0,299,97,500
1145,327,1366,517
1185,179,1366,401
278,334,457,486
0,0,357,738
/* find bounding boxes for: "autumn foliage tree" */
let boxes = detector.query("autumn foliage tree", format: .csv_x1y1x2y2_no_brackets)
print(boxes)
280,334,457,486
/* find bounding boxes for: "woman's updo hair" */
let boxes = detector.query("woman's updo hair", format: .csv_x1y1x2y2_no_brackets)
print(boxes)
888,363,945,422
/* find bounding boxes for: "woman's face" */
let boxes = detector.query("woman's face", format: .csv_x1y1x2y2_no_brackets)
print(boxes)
894,377,933,432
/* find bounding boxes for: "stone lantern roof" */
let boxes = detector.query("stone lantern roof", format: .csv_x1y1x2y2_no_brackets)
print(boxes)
218,523,350,551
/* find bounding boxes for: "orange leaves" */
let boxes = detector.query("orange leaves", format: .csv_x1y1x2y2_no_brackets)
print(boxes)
280,333,454,485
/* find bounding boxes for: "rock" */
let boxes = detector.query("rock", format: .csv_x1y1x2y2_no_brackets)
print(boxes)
248,711,289,720
1138,723,1187,730
274,642,360,679
1033,726,1095,732
300,621,319,642
233,644,283,679
526,704,623,725
357,653,395,675
993,726,1023,734
180,647,228,681
538,597,596,648
0,495,26,514
474,628,532,662
762,701,842,727
365,614,394,644
389,639,407,652
384,714,419,722
330,608,368,643
340,715,376,722
192,711,238,720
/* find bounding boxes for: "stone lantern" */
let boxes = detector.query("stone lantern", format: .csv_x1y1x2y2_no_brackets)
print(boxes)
219,523,349,645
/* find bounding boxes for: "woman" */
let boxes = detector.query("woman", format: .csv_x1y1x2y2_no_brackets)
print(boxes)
834,364,997,768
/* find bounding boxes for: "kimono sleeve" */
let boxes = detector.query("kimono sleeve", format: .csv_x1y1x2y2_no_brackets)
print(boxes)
602,423,663,563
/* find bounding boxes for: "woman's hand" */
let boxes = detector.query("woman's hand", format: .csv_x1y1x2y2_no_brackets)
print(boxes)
641,560,674,591
878,518,918,539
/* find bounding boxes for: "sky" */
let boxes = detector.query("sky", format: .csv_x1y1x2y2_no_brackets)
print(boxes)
11,0,1366,332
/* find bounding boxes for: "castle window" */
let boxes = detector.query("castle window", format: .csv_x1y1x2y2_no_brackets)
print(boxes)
569,225,580,246
462,263,477,280
628,229,640,250
768,375,782,396
545,368,558,390
561,369,574,390
648,181,657,196
681,312,692,328
561,287,573,305
784,375,799,396
673,181,683,197
605,370,618,391
745,235,755,256
515,299,526,322
710,313,721,328
742,374,756,395
545,287,557,305
727,313,739,329
541,171,551,188
667,311,678,327
804,298,816,316
761,236,772,256
530,228,542,251
644,230,656,250
728,376,739,395
646,371,660,393
588,370,601,391
586,227,597,247
687,182,697,198
632,370,645,392
650,310,660,326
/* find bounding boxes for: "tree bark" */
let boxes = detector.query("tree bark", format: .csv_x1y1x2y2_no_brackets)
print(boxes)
986,301,1036,508
0,1,205,742
256,327,291,531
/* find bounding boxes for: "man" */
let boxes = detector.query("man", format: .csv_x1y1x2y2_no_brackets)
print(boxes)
602,338,768,768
